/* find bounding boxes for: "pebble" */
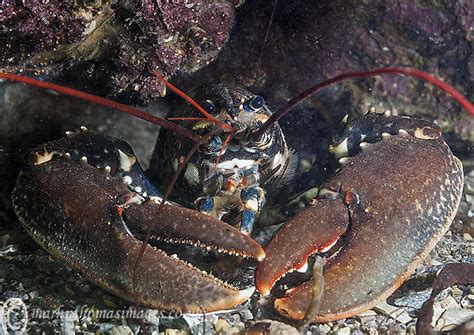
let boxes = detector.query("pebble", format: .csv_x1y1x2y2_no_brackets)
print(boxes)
146,311,161,326
236,304,253,320
102,294,120,309
464,171,474,195
299,158,312,173
461,294,474,308
214,319,229,332
106,325,133,335
336,325,351,335
164,329,188,335
357,310,378,323
247,320,299,335
393,288,432,310
431,288,474,331
183,314,216,334
373,301,412,324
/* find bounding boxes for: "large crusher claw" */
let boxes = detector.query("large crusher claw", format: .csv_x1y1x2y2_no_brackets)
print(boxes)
256,113,463,322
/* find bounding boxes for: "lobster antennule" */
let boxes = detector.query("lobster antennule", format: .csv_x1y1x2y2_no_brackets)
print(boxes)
252,66,474,141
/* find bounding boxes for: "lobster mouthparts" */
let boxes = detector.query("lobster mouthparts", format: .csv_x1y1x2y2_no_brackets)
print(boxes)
256,113,464,322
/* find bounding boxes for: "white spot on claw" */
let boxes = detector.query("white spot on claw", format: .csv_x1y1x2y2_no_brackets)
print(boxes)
339,157,350,165
118,149,137,172
414,127,438,140
32,151,54,165
296,262,309,273
329,138,349,159
123,175,132,185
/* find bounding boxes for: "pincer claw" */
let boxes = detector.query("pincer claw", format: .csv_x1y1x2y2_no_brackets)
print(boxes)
123,199,265,261
256,199,348,296
12,138,264,313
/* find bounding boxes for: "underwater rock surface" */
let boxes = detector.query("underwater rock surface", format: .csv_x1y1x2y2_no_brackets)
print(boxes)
1,0,237,102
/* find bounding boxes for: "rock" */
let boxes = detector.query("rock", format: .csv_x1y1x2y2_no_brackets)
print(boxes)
434,308,474,331
189,0,474,143
1,1,238,103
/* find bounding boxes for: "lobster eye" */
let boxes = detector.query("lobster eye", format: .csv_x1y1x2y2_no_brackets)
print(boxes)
201,100,217,114
247,95,265,111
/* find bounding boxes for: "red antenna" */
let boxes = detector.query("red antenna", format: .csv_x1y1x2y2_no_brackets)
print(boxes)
253,67,474,140
0,72,202,143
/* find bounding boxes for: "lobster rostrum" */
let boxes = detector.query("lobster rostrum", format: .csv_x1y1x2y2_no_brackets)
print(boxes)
1,67,472,321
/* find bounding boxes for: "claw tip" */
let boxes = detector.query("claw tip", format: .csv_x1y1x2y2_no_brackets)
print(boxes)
258,286,271,297
237,286,255,301
256,249,266,262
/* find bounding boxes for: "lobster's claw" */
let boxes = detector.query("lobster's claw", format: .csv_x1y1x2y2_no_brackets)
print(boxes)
124,201,265,261
12,151,263,313
256,199,349,296
256,114,464,322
